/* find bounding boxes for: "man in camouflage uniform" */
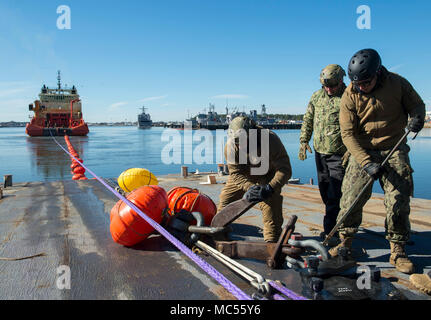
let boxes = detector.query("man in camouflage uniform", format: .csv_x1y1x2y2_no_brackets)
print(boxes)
329,49,425,274
299,64,347,243
217,116,292,242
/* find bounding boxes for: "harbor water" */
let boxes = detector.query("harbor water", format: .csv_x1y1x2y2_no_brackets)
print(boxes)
0,126,430,200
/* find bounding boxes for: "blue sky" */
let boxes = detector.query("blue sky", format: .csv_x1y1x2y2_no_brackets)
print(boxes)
0,0,430,122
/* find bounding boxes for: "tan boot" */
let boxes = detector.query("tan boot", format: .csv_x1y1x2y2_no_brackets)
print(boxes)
328,234,354,258
389,242,415,274
409,272,431,295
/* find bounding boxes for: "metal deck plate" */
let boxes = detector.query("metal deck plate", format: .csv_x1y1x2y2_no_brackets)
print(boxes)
0,175,430,300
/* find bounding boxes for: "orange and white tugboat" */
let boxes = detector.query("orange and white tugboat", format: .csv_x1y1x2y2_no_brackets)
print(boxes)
26,71,89,136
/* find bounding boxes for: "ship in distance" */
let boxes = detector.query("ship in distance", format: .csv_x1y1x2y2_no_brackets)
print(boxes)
26,71,89,137
138,106,153,129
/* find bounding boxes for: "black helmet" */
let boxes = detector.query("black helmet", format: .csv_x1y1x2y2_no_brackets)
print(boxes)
348,49,382,82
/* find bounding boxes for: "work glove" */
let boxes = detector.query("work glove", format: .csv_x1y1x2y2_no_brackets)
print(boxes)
363,162,384,180
407,114,424,133
298,142,312,161
245,184,274,203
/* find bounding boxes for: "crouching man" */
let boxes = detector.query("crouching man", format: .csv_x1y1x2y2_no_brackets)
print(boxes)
217,116,292,242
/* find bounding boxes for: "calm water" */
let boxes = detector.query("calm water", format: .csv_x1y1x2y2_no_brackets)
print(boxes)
0,126,430,199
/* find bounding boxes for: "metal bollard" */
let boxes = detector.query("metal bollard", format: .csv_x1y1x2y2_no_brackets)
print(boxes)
4,175,12,188
181,166,188,178
309,178,314,185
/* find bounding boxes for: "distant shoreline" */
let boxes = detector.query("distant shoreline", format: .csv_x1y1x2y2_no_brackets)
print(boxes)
2,121,431,128
0,122,138,128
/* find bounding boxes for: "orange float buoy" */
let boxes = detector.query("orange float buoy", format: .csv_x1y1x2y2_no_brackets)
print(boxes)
72,158,83,164
110,185,168,246
73,166,86,175
71,162,80,169
167,187,216,226
64,135,88,181
72,173,85,180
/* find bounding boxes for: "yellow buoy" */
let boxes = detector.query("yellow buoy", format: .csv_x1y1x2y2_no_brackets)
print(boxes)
117,168,158,192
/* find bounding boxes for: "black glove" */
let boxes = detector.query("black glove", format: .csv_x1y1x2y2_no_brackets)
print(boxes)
245,184,274,202
363,162,383,180
407,114,424,133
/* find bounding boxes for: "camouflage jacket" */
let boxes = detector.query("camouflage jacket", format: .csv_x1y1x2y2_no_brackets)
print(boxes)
300,86,347,155
340,67,425,167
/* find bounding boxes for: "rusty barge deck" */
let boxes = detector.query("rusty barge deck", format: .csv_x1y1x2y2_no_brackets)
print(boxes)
0,174,430,300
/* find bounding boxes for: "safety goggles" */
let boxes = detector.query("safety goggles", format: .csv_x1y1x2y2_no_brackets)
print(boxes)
323,82,340,89
322,79,340,89
353,76,375,87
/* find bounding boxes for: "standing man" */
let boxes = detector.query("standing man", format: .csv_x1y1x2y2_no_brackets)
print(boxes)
329,49,425,275
217,116,292,242
299,64,347,244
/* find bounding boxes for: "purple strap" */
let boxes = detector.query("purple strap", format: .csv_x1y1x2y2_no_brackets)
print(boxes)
269,281,308,300
52,135,251,300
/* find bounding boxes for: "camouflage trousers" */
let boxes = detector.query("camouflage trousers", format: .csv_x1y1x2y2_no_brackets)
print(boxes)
217,177,283,242
337,143,414,243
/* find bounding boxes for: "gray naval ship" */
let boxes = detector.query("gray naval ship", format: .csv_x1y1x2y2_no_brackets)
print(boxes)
138,106,152,129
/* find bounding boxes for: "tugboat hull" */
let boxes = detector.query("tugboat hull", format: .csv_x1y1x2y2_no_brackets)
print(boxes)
25,121,89,137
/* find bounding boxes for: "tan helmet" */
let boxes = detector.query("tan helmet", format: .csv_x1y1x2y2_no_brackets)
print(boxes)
320,64,346,87
227,116,257,139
